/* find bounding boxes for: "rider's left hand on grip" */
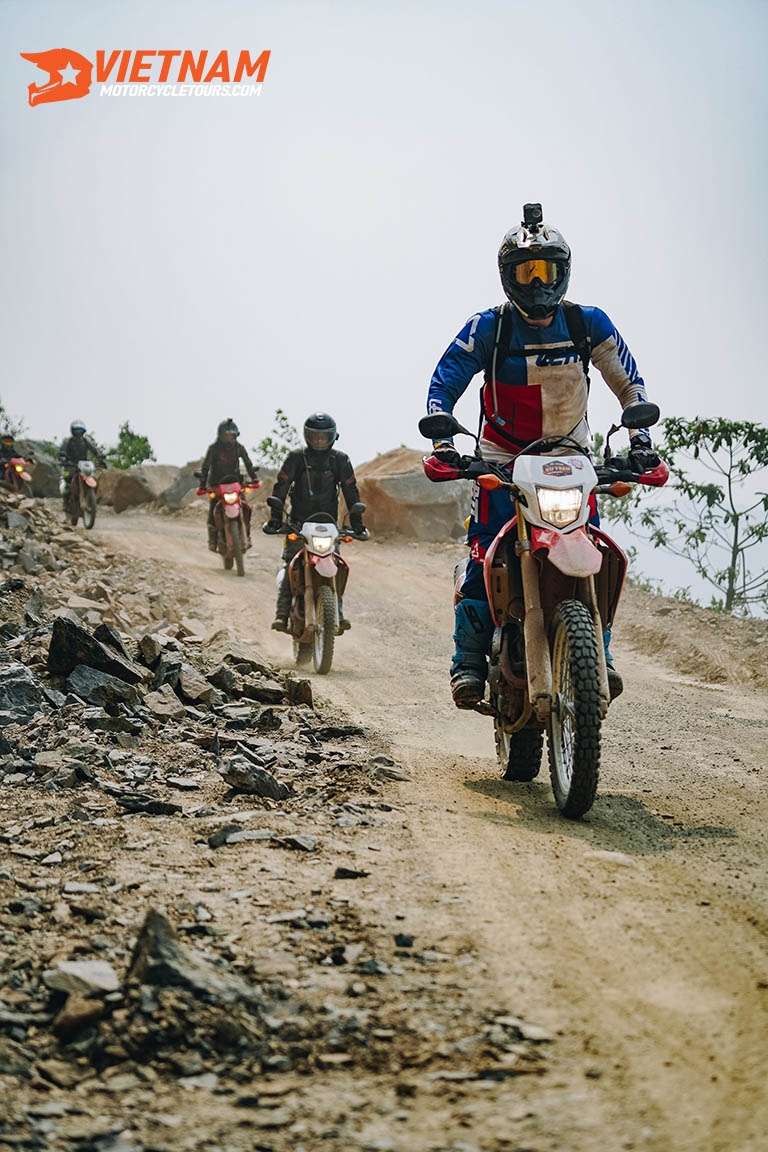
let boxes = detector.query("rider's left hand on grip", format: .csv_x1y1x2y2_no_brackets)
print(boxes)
423,454,460,482
637,460,670,487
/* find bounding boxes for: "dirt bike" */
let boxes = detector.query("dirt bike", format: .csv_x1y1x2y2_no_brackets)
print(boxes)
197,475,259,577
1,456,34,498
264,497,368,674
62,461,100,529
420,403,668,819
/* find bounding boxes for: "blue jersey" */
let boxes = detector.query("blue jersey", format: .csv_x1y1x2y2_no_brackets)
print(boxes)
428,303,648,454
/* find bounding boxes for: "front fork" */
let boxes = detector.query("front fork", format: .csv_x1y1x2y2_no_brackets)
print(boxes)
515,508,609,721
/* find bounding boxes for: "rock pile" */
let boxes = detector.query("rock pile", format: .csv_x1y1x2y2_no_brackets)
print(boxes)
0,487,554,1149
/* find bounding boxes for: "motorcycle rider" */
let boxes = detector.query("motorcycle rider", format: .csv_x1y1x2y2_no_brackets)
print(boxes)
263,412,368,631
425,203,660,708
199,419,259,551
1,431,17,470
58,420,106,514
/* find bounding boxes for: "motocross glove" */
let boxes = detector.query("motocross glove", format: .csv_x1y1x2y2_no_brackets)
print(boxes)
627,433,661,474
432,441,461,469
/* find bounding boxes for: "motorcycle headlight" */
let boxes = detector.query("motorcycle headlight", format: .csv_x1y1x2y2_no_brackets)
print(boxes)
311,535,333,554
14,465,23,472
222,492,239,505
536,486,584,528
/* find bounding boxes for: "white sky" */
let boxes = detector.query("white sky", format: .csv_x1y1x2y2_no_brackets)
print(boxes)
2,0,766,468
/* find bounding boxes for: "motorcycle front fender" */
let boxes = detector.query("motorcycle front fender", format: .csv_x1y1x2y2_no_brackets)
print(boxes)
224,503,240,519
83,476,97,488
20,471,32,483
313,555,338,578
530,525,602,578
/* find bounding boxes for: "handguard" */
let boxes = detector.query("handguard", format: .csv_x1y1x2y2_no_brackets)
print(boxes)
423,454,460,482
637,460,670,487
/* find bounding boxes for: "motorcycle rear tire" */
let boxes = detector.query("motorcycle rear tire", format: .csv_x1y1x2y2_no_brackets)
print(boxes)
313,585,335,675
293,639,312,666
495,722,543,782
547,599,602,819
82,488,97,530
230,520,245,577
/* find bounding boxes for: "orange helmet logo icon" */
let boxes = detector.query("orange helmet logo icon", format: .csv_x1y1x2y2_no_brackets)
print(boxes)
20,48,93,106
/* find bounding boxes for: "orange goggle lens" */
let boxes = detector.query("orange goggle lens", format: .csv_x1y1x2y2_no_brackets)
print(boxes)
513,259,560,285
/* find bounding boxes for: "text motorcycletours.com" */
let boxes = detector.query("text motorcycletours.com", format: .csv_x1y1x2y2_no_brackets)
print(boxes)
100,83,262,97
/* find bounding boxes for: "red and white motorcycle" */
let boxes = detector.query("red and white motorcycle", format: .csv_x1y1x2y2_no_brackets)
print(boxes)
197,476,259,576
421,403,668,819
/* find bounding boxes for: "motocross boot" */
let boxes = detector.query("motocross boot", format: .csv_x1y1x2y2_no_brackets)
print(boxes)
338,596,351,632
207,524,218,553
271,571,291,632
450,598,494,709
603,628,623,700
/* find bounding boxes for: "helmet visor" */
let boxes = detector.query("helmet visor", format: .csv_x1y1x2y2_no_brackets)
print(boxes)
305,428,335,451
513,259,561,285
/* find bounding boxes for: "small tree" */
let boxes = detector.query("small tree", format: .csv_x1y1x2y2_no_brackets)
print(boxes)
107,422,156,470
601,417,768,614
0,396,25,438
255,408,301,467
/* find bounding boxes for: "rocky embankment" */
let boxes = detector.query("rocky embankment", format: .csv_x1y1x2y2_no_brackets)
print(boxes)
0,492,553,1152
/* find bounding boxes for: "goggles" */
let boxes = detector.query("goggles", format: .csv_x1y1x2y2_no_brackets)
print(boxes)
513,259,561,285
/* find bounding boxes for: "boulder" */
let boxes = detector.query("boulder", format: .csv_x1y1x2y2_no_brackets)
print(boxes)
15,440,60,498
143,684,186,721
101,465,181,513
358,462,469,541
47,614,145,684
160,459,203,510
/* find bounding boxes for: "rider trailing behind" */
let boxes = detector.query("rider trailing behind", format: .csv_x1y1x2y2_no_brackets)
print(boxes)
58,420,106,514
264,412,369,630
199,419,259,550
425,203,660,708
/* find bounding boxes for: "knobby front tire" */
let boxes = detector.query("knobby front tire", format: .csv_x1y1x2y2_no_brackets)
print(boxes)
313,585,335,675
547,599,602,819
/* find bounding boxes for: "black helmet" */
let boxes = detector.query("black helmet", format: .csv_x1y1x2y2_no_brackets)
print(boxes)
217,418,239,442
70,419,86,436
498,203,571,320
304,412,337,452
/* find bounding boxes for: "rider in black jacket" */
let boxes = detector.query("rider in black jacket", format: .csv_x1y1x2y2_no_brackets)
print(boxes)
58,420,106,513
200,419,259,550
264,412,367,630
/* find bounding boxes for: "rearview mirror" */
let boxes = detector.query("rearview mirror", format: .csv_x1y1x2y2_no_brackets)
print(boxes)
621,402,660,430
418,413,471,441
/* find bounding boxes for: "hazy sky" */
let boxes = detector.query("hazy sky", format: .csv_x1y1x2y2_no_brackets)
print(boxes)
2,0,767,471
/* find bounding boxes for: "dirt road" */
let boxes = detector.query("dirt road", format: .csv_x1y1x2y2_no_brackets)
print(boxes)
94,509,768,1151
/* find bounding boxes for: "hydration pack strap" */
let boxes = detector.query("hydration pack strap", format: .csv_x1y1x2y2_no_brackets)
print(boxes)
562,300,591,390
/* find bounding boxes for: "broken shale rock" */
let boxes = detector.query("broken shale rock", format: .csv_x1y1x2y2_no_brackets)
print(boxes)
129,908,261,1007
47,614,145,684
219,754,290,801
65,665,140,709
